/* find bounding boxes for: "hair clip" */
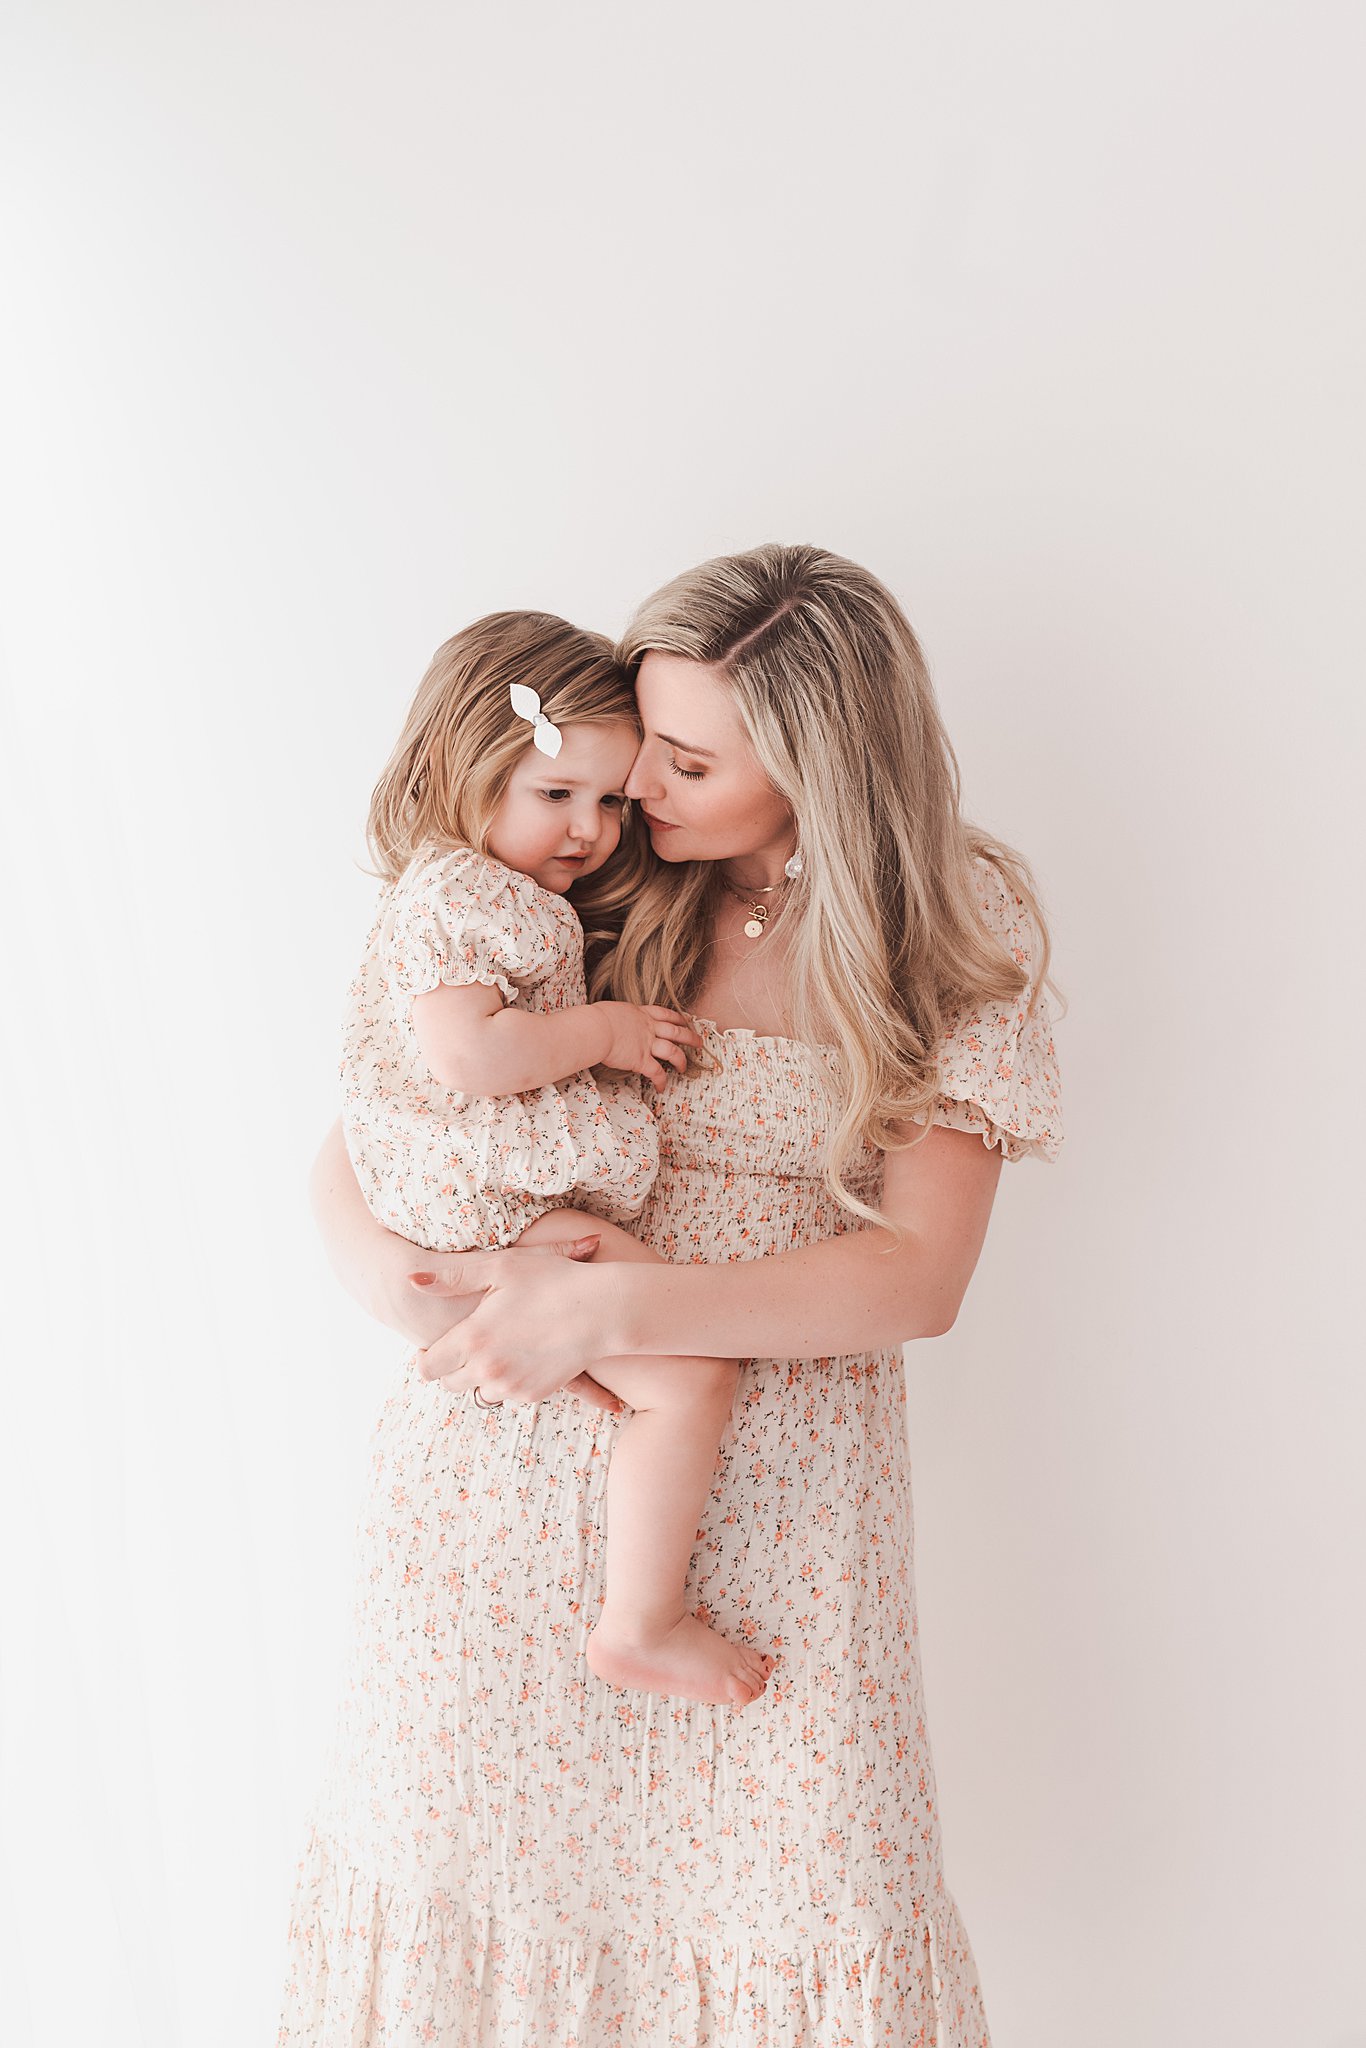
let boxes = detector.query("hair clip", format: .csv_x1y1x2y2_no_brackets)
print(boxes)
508,682,563,758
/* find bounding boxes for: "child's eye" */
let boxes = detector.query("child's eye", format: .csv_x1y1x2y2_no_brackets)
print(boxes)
539,788,572,802
601,794,625,810
668,757,705,781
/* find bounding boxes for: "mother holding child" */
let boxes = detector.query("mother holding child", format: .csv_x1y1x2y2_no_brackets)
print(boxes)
276,542,1065,2047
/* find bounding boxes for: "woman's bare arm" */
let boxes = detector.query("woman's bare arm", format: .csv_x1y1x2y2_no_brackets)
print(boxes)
310,1119,623,1410
309,1118,458,1345
411,1121,1006,1405
611,1122,1003,1358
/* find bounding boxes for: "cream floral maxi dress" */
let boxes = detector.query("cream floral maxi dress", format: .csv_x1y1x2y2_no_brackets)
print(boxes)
275,860,1064,2048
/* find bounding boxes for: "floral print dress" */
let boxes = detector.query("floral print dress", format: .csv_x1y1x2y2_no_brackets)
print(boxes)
340,845,658,1252
276,859,1064,2047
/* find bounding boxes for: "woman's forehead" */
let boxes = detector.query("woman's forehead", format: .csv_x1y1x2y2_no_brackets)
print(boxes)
634,650,739,747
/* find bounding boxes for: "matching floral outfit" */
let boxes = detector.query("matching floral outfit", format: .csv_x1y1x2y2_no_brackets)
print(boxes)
279,856,1064,2046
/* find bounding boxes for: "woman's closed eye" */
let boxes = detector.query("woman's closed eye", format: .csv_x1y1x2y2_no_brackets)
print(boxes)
668,756,705,781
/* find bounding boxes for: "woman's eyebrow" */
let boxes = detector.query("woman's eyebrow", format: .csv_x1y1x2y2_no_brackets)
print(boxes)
655,731,718,758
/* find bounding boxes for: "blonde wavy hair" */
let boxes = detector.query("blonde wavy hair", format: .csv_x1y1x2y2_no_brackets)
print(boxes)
365,611,654,973
603,544,1065,1228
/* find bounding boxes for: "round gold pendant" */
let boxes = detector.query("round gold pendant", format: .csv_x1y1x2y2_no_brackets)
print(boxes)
743,917,765,938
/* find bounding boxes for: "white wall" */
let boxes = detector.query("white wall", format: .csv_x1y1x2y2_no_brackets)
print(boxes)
2,4,1361,2044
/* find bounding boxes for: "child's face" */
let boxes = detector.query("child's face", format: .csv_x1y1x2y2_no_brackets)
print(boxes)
485,720,640,894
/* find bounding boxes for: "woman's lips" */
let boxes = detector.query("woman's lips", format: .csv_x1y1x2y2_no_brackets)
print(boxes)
640,810,678,832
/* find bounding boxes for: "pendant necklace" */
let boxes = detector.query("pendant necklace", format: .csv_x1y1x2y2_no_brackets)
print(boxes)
719,873,785,940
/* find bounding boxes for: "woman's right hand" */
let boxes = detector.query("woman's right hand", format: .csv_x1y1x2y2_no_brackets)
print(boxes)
593,1002,701,1088
310,1121,622,1412
409,1234,627,1413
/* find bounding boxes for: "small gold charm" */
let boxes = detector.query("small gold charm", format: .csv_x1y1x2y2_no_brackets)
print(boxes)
719,870,781,940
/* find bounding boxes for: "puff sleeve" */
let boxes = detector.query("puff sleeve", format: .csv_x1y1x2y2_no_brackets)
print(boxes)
921,861,1065,1163
386,847,575,1008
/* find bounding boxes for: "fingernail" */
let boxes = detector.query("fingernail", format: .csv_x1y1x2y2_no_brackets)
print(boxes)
409,1272,435,1287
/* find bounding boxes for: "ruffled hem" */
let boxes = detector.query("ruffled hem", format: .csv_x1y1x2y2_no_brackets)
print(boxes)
406,963,520,1005
276,1826,991,2048
916,1086,1063,1164
926,861,1065,1164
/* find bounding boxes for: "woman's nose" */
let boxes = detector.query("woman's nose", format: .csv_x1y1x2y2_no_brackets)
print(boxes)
624,749,659,802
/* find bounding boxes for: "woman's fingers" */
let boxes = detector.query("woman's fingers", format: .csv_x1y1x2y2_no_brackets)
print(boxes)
419,1357,621,1415
413,1235,604,1385
407,1250,498,1299
408,1272,487,1300
565,1373,625,1414
408,1236,598,1298
415,1345,457,1388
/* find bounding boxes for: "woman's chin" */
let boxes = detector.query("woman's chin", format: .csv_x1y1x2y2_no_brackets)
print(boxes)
647,834,701,864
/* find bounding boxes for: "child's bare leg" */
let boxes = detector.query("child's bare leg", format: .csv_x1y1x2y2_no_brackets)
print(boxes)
587,1351,778,1707
515,1211,777,1708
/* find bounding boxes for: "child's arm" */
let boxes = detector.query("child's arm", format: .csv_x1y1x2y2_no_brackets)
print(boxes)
411,983,703,1095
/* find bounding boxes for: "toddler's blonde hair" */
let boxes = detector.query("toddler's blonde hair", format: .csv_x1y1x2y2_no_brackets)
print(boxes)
366,611,654,969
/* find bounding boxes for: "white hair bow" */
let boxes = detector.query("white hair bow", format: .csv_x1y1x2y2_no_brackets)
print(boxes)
508,682,563,759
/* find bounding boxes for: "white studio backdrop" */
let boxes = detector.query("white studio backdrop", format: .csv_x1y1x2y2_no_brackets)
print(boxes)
1,4,1362,2045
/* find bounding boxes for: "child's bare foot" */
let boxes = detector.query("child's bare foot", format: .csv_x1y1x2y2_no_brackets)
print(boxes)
586,1610,775,1706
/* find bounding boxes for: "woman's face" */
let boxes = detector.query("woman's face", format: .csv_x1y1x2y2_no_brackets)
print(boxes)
626,652,795,870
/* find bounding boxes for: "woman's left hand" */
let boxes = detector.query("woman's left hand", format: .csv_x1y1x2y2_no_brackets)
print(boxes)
408,1235,621,1409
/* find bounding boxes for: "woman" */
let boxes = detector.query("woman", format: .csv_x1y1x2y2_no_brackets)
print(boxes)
276,544,1065,2047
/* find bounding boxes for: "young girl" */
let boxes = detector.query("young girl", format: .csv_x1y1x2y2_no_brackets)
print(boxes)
340,611,777,1709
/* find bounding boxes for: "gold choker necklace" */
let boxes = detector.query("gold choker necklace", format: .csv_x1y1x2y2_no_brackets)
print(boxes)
719,872,786,939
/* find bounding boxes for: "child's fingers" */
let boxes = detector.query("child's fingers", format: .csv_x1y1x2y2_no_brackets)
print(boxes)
644,1005,704,1046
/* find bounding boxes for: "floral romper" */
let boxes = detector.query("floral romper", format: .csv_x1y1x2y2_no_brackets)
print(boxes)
340,844,658,1252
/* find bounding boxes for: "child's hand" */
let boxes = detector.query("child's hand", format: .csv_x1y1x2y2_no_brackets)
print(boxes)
593,1003,702,1088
